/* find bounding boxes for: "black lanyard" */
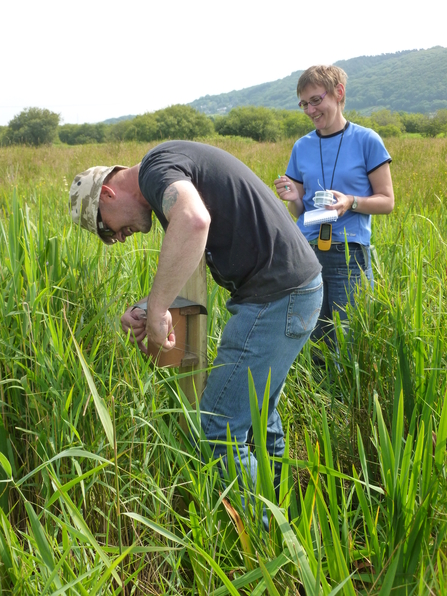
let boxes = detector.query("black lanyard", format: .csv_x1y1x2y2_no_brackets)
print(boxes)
319,123,347,190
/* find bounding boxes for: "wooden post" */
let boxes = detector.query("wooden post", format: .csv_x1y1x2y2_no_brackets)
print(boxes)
132,256,207,428
178,255,208,423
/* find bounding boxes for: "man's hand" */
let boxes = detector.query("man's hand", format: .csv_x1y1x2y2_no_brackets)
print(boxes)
121,305,176,355
121,307,148,353
145,308,176,353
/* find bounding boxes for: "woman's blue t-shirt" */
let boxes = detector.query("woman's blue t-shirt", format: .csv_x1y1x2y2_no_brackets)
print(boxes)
286,122,391,244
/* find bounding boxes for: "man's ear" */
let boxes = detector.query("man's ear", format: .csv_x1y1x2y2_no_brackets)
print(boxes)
100,185,116,203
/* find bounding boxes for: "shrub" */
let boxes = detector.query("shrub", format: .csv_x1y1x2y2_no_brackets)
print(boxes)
369,109,404,135
107,119,137,141
4,107,60,146
374,124,402,137
399,112,428,134
420,109,447,137
215,106,280,142
133,105,214,142
0,126,6,146
276,110,314,139
133,113,161,142
58,123,106,145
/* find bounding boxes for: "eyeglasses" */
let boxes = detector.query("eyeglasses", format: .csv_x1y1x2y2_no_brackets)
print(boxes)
97,207,116,240
298,92,327,110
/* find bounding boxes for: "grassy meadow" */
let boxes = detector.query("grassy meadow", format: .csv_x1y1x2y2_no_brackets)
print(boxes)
0,136,446,595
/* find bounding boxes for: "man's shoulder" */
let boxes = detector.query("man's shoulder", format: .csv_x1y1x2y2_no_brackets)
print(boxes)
145,140,217,157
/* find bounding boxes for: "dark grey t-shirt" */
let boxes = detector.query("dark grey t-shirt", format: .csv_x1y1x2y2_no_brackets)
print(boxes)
139,141,321,304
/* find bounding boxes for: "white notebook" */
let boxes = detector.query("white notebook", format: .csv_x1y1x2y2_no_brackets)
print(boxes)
303,208,338,227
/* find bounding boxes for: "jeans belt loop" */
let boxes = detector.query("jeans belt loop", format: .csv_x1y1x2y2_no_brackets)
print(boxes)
360,244,370,269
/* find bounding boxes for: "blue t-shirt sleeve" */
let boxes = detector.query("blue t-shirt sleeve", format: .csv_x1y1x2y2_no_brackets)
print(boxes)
362,128,392,174
286,141,304,184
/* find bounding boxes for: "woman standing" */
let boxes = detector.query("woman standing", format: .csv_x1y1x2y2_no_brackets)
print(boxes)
275,64,394,347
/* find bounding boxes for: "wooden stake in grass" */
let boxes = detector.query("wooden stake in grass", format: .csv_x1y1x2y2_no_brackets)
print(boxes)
178,256,208,430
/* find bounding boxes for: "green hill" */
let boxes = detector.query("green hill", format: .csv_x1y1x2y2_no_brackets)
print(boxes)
102,115,136,125
189,46,447,115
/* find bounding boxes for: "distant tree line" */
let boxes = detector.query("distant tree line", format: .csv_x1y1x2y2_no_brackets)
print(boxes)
1,105,447,147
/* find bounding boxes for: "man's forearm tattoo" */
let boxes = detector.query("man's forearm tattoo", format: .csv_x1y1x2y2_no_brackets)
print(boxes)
162,185,179,218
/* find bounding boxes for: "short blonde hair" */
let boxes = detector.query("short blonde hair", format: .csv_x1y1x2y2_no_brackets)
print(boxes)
297,65,348,109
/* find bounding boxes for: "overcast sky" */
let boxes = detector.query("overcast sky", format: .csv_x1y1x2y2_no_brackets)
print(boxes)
1,0,445,127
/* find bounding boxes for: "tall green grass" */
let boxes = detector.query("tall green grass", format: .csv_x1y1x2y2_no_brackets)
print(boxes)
0,137,446,594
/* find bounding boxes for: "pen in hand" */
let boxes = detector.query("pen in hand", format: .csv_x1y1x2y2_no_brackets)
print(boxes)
278,174,289,191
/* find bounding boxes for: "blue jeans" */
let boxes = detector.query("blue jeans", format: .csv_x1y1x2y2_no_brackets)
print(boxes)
199,273,323,487
311,243,373,345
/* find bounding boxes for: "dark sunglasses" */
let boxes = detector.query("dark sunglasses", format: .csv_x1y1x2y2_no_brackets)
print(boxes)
97,206,116,239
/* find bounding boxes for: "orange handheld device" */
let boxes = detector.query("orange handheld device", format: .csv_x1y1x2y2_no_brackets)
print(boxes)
318,223,332,251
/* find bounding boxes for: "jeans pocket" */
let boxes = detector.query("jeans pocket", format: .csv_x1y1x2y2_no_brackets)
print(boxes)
285,275,323,339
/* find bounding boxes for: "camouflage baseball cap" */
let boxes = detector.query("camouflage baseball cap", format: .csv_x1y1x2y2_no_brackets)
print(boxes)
69,165,128,242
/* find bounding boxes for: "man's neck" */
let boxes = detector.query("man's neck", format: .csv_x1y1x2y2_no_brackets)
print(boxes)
115,165,144,201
